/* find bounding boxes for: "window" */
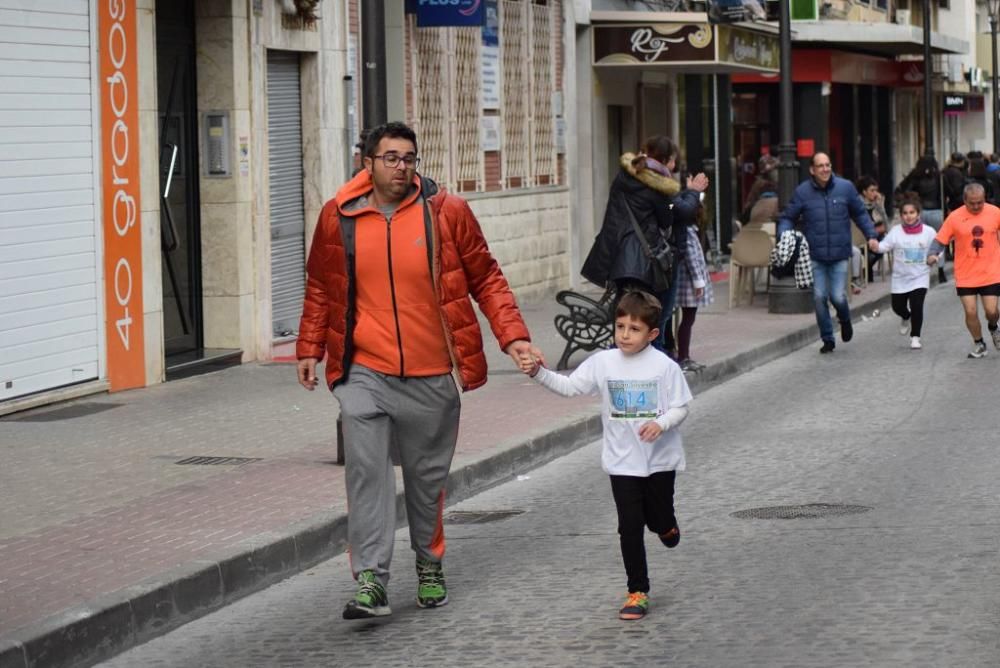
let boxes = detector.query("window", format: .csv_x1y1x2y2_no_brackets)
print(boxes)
407,0,563,192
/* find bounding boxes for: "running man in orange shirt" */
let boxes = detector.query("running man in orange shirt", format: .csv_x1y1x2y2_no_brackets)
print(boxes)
928,183,1000,358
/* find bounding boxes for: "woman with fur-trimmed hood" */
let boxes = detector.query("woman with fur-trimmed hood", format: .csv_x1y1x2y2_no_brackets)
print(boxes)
582,137,707,330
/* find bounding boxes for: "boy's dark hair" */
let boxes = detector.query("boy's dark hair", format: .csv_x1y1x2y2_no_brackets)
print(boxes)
362,122,418,158
855,175,878,192
615,291,662,331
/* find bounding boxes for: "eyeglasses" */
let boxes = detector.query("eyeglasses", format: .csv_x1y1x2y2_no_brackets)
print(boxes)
373,153,420,169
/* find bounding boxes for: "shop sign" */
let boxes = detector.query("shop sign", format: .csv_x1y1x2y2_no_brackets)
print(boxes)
593,24,714,65
943,95,966,115
413,0,485,27
482,0,499,47
100,0,145,391
481,45,500,110
717,26,778,71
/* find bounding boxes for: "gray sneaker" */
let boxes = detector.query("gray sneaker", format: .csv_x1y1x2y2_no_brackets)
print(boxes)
991,328,1000,350
968,341,988,359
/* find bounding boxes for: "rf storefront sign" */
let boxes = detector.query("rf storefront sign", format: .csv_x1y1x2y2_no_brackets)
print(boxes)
100,0,145,390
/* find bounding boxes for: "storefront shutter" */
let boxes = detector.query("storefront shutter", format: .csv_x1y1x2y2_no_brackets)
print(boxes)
266,50,306,338
0,1,100,401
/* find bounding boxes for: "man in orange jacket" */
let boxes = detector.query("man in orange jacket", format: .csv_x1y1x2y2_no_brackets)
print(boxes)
296,122,543,620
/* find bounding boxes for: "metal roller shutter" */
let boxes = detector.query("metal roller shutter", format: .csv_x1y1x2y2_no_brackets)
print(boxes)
0,0,100,401
267,50,306,338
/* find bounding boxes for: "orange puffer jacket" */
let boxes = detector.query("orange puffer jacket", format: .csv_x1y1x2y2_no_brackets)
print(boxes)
296,173,530,392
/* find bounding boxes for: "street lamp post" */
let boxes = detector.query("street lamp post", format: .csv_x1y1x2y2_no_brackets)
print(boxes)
923,0,934,157
989,0,1000,155
767,0,812,313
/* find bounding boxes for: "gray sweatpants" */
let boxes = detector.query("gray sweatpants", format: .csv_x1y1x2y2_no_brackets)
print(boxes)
333,365,460,585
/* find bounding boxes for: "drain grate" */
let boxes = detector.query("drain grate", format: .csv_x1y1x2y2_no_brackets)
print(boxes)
175,456,262,466
730,503,873,520
443,509,525,524
5,402,124,422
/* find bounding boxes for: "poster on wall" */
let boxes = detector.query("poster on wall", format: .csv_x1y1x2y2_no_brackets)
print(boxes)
480,116,501,151
481,46,500,110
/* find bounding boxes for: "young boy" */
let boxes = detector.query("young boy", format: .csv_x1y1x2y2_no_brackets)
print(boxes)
521,291,692,620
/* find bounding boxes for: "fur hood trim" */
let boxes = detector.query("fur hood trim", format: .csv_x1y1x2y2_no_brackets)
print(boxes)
621,152,681,197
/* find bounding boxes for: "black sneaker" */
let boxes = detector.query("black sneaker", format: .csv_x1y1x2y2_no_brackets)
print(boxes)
819,341,835,354
659,525,680,549
840,319,853,342
343,570,391,619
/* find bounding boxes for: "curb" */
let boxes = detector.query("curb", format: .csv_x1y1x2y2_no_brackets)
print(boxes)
0,289,895,668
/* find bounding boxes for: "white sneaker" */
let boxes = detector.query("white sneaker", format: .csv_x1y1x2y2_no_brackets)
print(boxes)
899,318,910,336
991,328,1000,350
910,336,922,349
969,341,988,359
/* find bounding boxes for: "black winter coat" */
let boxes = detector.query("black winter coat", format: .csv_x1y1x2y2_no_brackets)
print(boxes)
942,165,966,212
897,171,942,211
581,155,698,292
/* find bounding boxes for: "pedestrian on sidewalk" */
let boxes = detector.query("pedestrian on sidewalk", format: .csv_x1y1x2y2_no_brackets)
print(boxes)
675,207,714,373
927,183,1000,359
296,121,543,620
777,152,880,354
580,136,706,358
875,197,941,350
942,152,968,214
520,291,692,621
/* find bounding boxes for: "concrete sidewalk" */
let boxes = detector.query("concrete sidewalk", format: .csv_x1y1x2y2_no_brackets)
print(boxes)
0,276,897,668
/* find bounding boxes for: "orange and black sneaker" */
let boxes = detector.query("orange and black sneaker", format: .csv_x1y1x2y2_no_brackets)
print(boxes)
618,591,649,620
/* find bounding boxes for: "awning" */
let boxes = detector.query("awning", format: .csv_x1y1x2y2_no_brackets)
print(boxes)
592,22,779,75
789,20,968,57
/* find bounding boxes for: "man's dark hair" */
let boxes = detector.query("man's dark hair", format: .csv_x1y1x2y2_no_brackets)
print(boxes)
615,291,662,331
362,122,418,158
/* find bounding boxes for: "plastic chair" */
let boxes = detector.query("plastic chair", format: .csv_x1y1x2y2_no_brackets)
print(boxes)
728,229,773,307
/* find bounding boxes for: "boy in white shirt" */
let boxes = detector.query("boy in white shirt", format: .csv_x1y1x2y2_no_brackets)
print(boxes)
521,291,692,620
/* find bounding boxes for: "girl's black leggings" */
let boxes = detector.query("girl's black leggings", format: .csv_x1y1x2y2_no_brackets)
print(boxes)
891,288,927,336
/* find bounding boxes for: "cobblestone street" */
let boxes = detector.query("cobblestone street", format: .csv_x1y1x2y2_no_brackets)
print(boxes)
100,288,1000,667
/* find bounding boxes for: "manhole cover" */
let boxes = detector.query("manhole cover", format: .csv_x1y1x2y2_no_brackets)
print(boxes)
730,503,872,520
175,456,262,466
5,402,124,422
443,509,525,524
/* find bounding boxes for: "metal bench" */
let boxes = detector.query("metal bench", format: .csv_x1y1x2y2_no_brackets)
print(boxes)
553,286,615,370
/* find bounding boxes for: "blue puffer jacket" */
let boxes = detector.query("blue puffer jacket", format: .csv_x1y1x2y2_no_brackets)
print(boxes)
777,175,876,262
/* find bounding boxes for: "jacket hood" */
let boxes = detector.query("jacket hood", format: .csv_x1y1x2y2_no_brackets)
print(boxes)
620,152,681,197
334,171,441,215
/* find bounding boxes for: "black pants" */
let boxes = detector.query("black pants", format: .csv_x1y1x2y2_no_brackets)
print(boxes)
609,472,677,593
891,288,927,337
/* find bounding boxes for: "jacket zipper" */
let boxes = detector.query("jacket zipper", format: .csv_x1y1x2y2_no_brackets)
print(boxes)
385,215,405,376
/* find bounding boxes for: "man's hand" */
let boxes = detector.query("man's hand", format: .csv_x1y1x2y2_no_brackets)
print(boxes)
867,238,880,253
297,358,320,391
926,254,939,266
687,173,710,192
638,421,664,442
505,339,546,373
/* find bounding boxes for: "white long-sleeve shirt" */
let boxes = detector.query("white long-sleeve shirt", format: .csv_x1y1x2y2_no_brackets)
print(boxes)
876,224,940,293
532,345,692,476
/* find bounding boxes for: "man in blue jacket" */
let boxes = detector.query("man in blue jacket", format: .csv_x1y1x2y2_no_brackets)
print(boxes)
778,152,881,353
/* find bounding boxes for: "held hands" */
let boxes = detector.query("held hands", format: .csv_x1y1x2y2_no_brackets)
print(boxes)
926,254,939,266
867,238,880,253
638,421,664,442
687,173,710,193
506,339,546,377
297,358,320,391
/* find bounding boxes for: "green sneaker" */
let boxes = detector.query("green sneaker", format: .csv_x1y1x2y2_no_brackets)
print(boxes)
342,570,391,620
415,558,448,608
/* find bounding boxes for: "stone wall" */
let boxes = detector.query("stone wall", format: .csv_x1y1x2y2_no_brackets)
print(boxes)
467,187,572,304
